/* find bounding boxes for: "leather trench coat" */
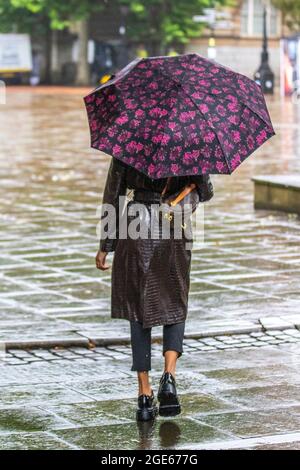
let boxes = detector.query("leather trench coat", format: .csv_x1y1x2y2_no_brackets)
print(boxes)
99,157,214,328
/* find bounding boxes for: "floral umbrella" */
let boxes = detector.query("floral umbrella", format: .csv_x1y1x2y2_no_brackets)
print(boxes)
84,53,275,179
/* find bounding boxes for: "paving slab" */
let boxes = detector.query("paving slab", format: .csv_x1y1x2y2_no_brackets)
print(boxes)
179,431,300,450
0,407,73,433
0,339,299,449
0,432,77,450
53,419,230,451
259,316,295,330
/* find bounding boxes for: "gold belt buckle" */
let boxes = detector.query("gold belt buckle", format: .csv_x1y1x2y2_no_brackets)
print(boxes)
163,212,186,229
164,211,173,221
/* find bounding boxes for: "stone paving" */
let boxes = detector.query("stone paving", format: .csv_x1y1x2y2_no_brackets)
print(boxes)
2,328,300,365
0,88,300,449
0,338,299,450
0,88,300,345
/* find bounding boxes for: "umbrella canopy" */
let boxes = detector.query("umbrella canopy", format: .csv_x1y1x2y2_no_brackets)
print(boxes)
84,53,275,179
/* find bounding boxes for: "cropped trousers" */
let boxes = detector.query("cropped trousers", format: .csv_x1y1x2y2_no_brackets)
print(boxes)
130,320,186,372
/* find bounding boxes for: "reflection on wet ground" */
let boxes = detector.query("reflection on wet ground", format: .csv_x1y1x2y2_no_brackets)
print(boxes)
0,339,300,450
0,88,300,450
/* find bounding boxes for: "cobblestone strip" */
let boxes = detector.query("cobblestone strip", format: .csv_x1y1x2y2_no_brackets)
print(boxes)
1,328,300,365
2,316,300,350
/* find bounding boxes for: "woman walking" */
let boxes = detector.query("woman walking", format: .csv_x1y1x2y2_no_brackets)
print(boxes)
95,156,213,421
86,53,274,422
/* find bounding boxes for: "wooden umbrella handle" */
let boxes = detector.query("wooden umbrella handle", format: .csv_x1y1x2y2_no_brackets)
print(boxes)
170,183,196,207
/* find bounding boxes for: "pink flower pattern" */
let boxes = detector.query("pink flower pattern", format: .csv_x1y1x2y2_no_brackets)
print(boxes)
84,53,275,177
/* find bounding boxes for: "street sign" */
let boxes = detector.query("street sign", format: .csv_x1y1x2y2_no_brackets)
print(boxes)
214,21,234,30
192,15,208,23
193,8,232,27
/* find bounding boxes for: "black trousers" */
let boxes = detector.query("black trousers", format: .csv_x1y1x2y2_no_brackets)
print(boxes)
130,321,185,372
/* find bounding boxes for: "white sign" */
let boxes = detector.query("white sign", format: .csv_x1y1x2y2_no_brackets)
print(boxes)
203,8,216,23
0,80,6,104
214,21,234,30
193,15,207,23
193,8,232,26
0,34,32,72
208,47,217,60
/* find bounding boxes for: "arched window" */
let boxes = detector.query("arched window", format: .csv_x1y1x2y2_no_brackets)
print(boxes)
241,0,279,37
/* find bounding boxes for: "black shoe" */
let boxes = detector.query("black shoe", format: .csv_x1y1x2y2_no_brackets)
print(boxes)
136,390,158,422
157,372,181,417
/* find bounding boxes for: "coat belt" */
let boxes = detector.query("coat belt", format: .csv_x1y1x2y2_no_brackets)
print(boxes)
133,190,161,203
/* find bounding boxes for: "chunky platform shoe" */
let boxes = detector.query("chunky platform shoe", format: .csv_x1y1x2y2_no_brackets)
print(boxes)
157,372,181,417
136,390,158,422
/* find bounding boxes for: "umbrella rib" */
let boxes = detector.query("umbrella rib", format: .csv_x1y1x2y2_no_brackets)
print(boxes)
155,67,231,174
186,86,232,173
214,82,272,129
150,81,183,174
228,73,274,128
180,83,231,174
157,67,271,128
155,69,273,172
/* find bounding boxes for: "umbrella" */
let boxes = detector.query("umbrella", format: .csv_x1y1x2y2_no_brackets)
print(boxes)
84,53,275,179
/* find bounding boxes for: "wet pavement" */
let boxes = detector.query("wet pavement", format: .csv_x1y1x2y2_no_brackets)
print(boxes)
0,88,300,343
0,338,300,450
0,87,300,449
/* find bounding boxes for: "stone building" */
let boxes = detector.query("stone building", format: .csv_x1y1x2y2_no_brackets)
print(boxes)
186,0,283,87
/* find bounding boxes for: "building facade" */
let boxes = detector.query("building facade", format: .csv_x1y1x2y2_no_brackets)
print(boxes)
186,0,283,87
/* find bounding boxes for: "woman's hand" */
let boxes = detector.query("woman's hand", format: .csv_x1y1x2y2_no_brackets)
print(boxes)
95,250,110,270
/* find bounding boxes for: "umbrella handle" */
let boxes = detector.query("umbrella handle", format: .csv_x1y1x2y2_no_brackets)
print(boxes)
170,183,197,207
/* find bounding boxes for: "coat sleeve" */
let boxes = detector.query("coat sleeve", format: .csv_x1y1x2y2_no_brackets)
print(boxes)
99,158,127,252
190,174,214,202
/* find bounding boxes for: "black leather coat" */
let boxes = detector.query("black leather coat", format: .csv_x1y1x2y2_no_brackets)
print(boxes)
100,157,214,252
99,157,214,328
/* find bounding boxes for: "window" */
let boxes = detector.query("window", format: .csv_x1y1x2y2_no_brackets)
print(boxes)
240,0,279,37
253,0,264,34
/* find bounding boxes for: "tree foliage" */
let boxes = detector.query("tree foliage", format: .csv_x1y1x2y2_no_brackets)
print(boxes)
0,0,43,33
118,0,232,51
271,0,300,31
10,0,106,29
0,1,234,41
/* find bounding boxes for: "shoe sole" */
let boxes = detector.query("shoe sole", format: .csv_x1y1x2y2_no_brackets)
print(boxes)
136,406,158,422
158,392,181,417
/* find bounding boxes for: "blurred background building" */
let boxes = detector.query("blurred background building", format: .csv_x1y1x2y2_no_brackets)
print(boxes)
0,0,298,94
187,1,282,82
